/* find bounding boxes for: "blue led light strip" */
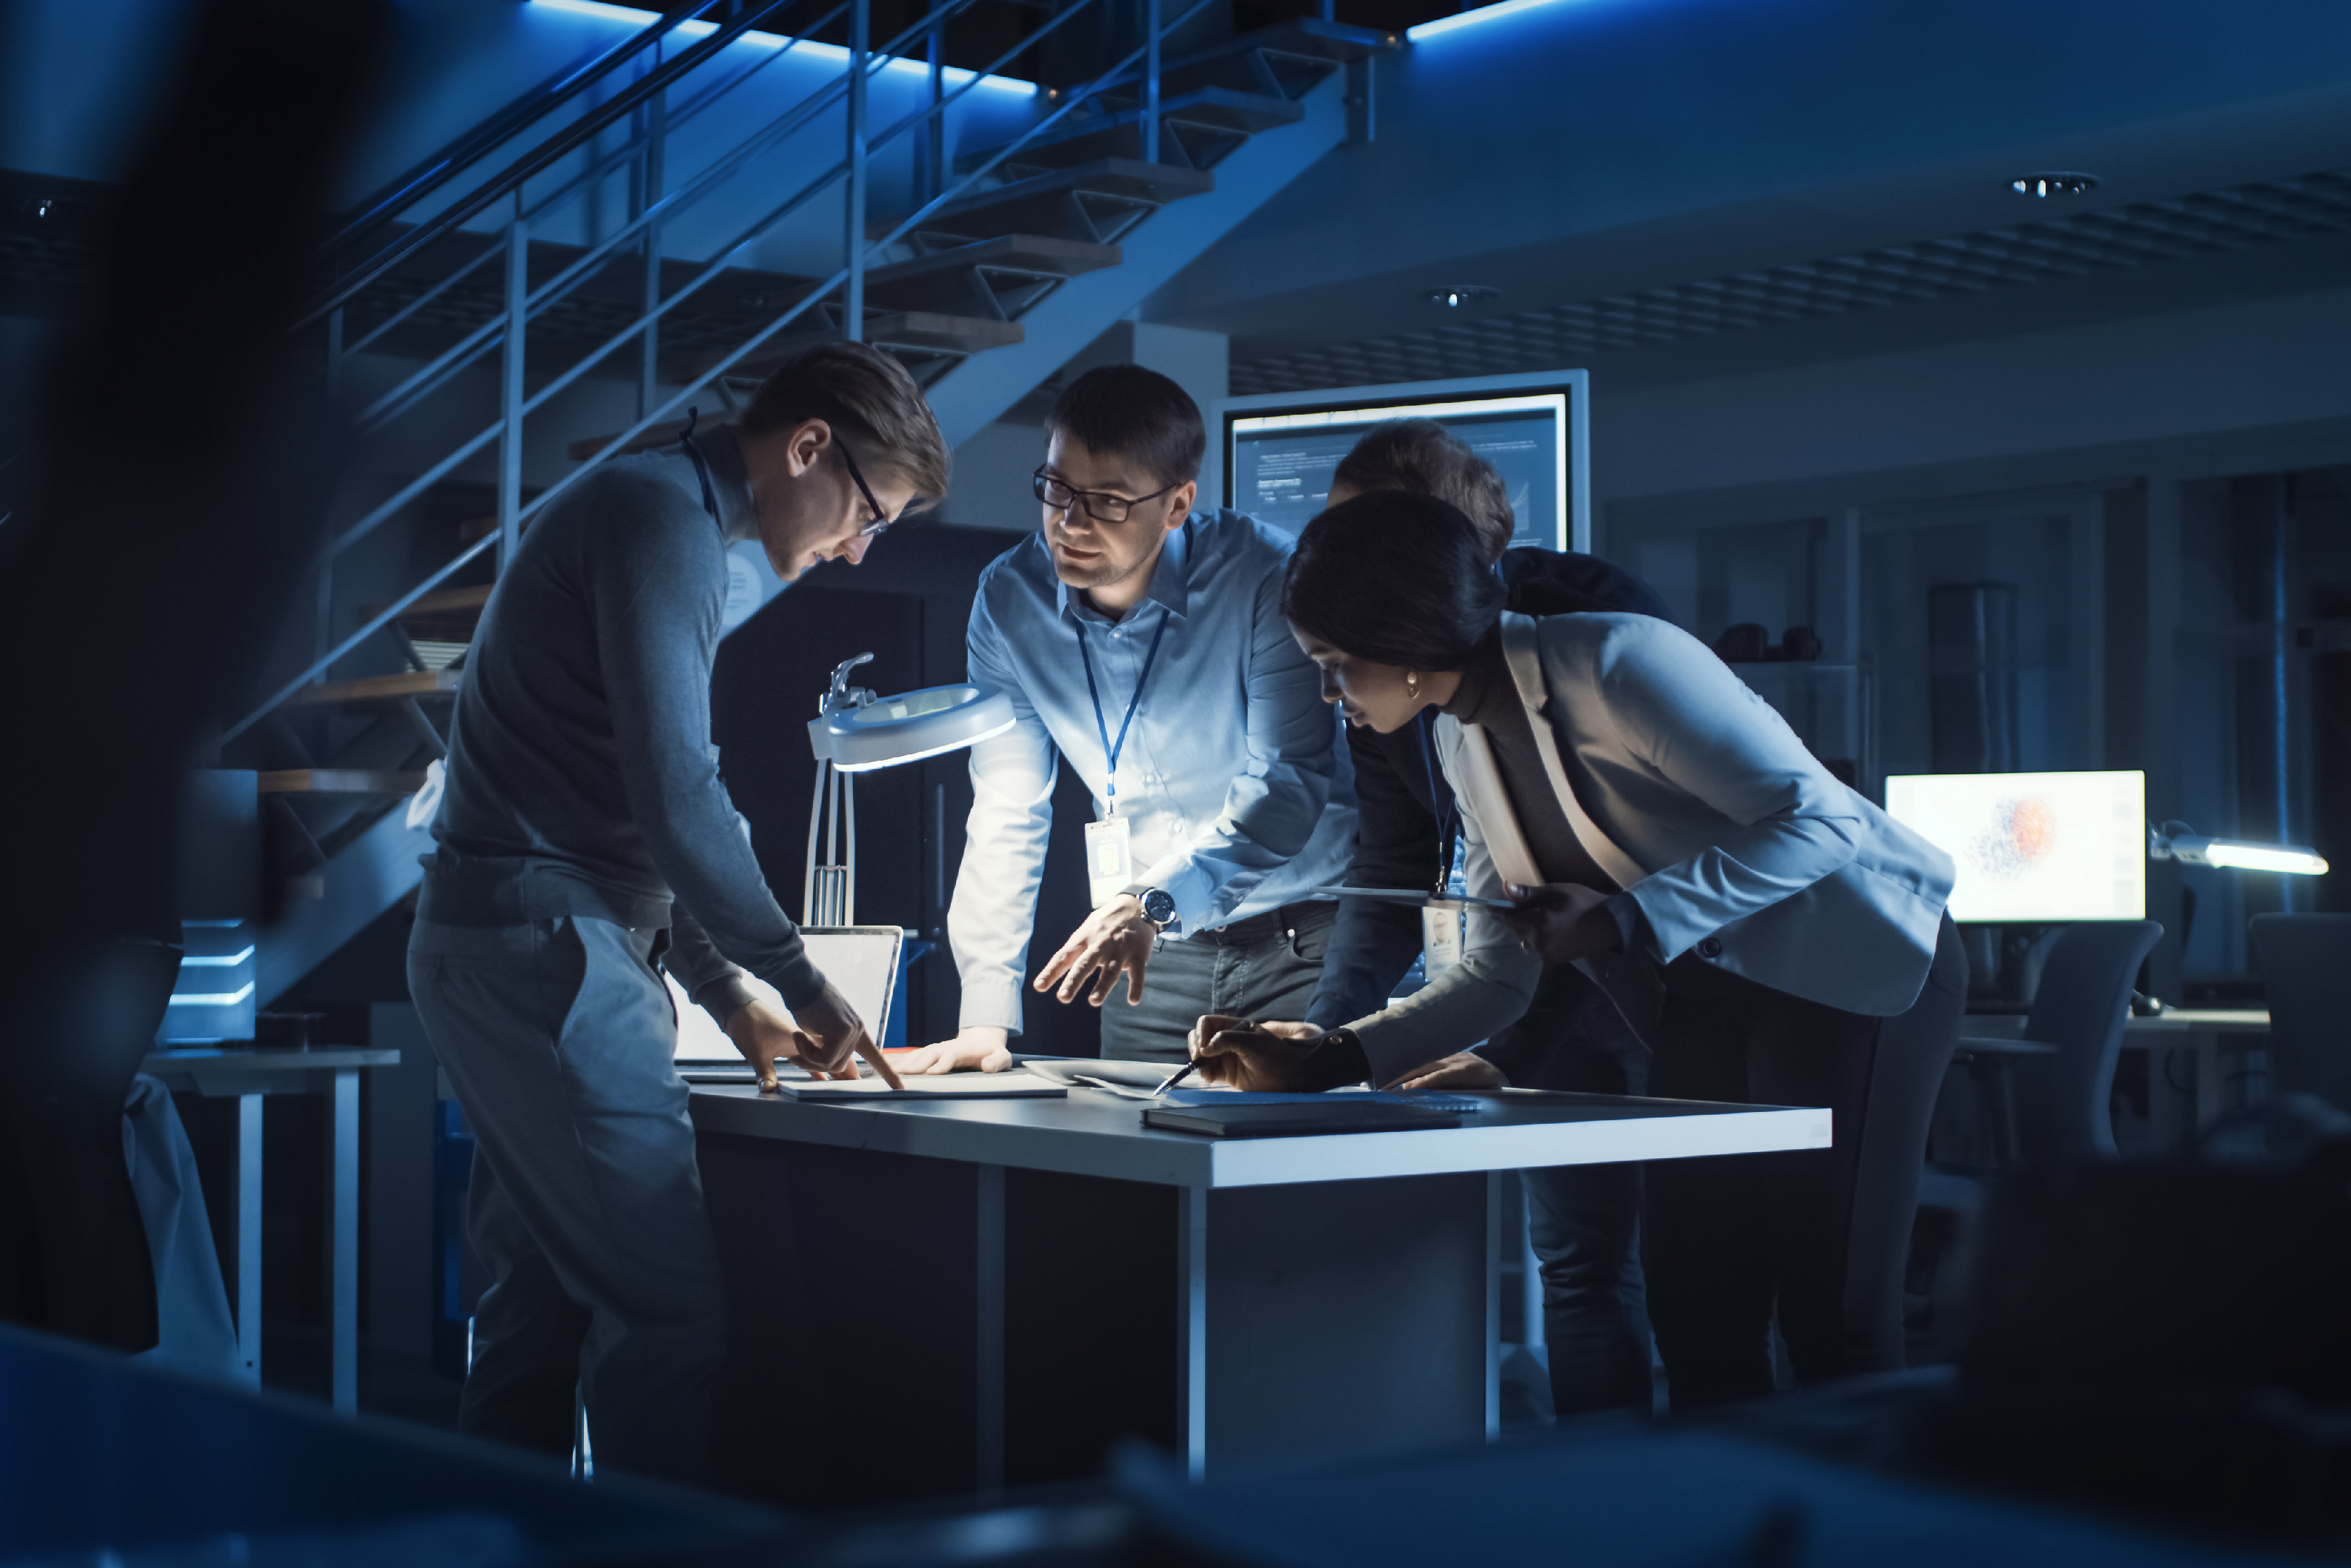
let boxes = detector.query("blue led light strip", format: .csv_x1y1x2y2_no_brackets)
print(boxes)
530,0,1037,91
1407,0,1590,42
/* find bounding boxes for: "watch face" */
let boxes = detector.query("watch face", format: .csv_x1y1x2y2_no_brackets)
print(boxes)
1142,889,1177,925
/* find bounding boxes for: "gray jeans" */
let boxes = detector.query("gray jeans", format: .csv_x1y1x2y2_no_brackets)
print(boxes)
1098,902,1336,1065
408,915,724,1485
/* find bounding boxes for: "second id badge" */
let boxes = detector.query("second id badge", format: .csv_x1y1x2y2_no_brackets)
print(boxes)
1084,814,1134,908
1422,901,1464,976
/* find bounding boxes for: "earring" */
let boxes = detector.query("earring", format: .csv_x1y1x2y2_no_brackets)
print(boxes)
1405,671,1421,699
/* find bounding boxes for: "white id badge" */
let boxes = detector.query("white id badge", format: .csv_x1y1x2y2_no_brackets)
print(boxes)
1084,814,1134,908
1422,901,1464,975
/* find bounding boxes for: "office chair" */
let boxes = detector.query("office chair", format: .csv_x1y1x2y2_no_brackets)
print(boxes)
2248,914,2351,1111
2007,919,2165,1164
1910,919,2161,1362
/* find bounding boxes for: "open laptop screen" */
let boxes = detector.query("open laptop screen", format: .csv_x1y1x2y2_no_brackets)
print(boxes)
667,926,904,1063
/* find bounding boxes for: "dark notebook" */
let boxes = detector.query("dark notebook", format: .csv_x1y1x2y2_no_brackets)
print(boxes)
1143,1102,1462,1139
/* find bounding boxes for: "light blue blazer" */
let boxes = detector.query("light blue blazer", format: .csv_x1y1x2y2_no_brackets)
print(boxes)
1348,611,1954,1087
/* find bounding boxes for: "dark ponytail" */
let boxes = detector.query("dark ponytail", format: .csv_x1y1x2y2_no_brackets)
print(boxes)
1281,490,1506,671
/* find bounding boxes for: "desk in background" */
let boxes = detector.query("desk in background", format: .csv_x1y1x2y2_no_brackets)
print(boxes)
139,1047,400,1413
690,1081,1828,1507
1959,1009,2271,1156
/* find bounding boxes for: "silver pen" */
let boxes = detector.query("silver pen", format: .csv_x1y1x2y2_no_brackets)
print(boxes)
1151,1060,1199,1096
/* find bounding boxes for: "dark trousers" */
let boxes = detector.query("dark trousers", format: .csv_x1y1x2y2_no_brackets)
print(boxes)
1490,963,1653,1416
1098,903,1336,1065
1643,915,1966,1407
409,916,725,1485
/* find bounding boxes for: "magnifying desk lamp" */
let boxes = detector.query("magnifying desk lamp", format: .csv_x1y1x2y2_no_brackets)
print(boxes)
801,653,1017,925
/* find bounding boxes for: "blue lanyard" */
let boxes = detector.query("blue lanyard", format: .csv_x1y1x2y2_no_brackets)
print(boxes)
1411,710,1460,895
1076,609,1171,813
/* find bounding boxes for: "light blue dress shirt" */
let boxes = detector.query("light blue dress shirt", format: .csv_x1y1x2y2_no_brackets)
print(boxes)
950,510,1358,1035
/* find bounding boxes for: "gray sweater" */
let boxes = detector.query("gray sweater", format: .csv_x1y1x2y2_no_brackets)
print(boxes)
418,424,821,1023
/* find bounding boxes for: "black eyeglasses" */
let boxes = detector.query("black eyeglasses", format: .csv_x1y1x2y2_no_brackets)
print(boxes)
1032,466,1182,525
836,437,904,538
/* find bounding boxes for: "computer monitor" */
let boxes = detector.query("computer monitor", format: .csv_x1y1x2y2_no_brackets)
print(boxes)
669,926,904,1064
1883,771,2147,924
1216,370,1590,552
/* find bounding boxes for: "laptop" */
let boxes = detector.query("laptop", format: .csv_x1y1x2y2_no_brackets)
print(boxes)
669,925,904,1081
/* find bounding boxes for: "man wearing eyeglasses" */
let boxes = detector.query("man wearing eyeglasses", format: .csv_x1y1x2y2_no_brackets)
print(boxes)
406,342,950,1483
898,363,1355,1072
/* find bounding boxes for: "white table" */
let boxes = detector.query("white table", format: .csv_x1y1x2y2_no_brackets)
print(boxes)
690,1081,1828,1503
140,1047,400,1414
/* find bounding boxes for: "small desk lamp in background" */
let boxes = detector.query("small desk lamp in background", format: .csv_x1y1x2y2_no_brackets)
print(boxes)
2147,823,2330,880
803,653,1016,926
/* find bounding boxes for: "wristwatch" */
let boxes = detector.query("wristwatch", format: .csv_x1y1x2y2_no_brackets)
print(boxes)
1136,887,1179,929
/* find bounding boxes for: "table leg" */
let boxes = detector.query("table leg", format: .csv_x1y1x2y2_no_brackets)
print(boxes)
1994,1060,2025,1170
237,1092,262,1389
2194,1032,2224,1133
1485,1173,1503,1439
1520,1177,1545,1357
975,1162,1005,1496
1176,1184,1208,1481
331,1069,359,1415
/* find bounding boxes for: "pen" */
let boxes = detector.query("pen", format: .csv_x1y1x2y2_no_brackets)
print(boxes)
1151,1060,1199,1096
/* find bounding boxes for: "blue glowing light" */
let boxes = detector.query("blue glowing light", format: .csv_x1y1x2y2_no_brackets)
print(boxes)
1407,0,1590,41
529,0,1038,92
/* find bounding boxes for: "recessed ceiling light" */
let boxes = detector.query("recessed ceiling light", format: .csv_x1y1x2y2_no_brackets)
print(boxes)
1427,285,1501,309
2011,171,2099,199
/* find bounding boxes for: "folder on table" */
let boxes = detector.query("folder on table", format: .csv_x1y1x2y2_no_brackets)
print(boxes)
1143,1101,1460,1138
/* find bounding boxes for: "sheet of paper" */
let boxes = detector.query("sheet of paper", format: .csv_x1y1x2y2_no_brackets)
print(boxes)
769,1067,1064,1100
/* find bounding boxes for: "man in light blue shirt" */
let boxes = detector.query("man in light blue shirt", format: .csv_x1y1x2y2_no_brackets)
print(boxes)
900,364,1355,1068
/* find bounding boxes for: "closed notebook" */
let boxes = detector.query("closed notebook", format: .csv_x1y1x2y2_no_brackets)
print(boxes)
1142,1101,1460,1138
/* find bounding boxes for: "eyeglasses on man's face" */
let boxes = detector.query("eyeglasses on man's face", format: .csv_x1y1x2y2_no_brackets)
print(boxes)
836,437,907,538
1032,466,1182,526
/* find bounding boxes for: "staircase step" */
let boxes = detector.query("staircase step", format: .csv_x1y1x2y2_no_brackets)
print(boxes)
958,89,1303,174
891,158,1215,244
360,583,492,627
678,310,1023,386
259,769,429,796
281,670,462,710
862,235,1123,315
1167,16,1398,67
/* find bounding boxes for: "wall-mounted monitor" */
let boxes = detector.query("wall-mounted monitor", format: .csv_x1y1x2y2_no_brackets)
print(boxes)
1884,770,2146,924
1215,370,1590,552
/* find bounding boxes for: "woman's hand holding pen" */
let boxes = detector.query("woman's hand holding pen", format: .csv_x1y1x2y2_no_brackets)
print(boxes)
1494,882,1623,966
1188,1015,1323,1091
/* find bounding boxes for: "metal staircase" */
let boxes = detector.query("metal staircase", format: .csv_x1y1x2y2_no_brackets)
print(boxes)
180,1,1392,1025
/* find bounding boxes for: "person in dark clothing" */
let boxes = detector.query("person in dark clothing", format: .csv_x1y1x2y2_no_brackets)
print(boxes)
407,342,949,1484
1293,420,1669,1416
0,0,389,1355
1202,491,1967,1411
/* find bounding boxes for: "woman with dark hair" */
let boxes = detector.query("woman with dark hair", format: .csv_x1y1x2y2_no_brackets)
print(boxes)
1196,490,1967,1406
1301,421,1669,1418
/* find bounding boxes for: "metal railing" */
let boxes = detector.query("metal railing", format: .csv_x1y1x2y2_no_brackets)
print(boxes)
230,0,1211,744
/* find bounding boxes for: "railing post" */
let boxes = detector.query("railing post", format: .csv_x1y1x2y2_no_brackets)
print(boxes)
316,305,345,682
925,12,946,206
1144,0,1161,165
499,208,528,578
845,0,870,342
640,68,667,420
